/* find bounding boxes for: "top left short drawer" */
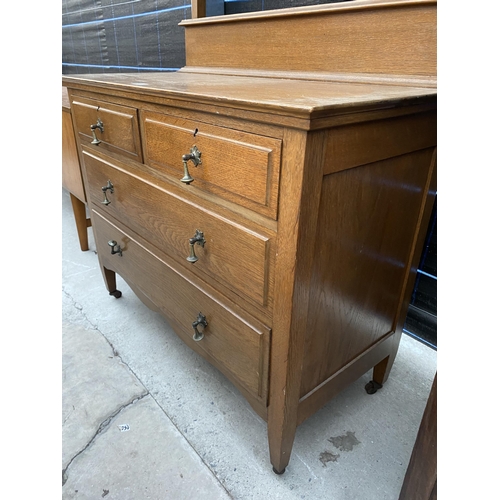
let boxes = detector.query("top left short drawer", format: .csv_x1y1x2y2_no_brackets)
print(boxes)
71,96,142,162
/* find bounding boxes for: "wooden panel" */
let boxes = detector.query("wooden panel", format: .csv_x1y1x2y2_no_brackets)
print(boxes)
191,0,206,18
92,211,271,403
62,104,85,202
182,0,436,78
62,86,70,111
323,111,437,174
300,148,435,398
398,374,437,500
83,151,274,308
71,96,142,162
141,111,282,219
297,331,398,425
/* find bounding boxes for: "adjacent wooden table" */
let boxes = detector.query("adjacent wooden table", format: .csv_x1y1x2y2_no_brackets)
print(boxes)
63,0,437,474
399,374,437,500
62,87,91,251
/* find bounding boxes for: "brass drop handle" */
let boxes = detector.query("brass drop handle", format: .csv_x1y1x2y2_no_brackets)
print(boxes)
192,312,208,342
180,145,202,185
90,118,104,145
186,230,205,263
108,240,122,256
101,180,114,205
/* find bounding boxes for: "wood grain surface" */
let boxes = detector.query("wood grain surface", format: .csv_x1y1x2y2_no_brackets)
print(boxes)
182,0,436,78
301,148,435,398
141,110,282,219
71,95,143,162
93,210,271,404
63,72,436,128
84,150,275,308
63,0,437,474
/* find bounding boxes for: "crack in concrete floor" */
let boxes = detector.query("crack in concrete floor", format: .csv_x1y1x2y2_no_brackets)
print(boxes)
62,288,150,487
62,392,149,486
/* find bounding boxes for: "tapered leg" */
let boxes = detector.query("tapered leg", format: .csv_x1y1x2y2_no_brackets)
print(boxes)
69,193,91,251
373,354,394,386
101,265,122,298
268,403,299,475
374,331,401,385
366,332,401,394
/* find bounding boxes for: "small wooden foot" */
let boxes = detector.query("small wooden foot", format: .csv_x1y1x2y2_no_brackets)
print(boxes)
272,466,286,475
109,290,122,298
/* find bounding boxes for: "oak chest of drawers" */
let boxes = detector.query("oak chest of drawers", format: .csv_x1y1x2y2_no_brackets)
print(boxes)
63,0,437,474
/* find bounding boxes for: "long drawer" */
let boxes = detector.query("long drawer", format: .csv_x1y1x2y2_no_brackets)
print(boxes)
92,210,271,403
71,95,142,162
141,111,282,219
83,150,274,309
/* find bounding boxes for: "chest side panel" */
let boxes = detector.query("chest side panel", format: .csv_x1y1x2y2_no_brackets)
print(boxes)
300,146,435,398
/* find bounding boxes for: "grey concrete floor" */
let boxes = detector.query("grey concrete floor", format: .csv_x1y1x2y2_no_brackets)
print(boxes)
62,188,437,500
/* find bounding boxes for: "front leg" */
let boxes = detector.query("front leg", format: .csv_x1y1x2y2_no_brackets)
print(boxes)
101,264,122,298
267,393,300,475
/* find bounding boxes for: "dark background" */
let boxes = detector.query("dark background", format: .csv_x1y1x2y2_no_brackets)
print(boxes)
62,0,437,349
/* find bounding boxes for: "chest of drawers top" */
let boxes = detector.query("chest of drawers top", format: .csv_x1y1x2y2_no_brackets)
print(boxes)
63,70,436,129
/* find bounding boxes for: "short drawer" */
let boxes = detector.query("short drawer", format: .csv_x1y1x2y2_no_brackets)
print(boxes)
84,151,274,308
71,95,142,161
141,111,282,219
93,211,271,403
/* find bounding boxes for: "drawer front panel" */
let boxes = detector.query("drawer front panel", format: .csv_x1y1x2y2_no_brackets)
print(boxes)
71,96,142,161
84,151,273,308
141,111,282,219
93,211,270,402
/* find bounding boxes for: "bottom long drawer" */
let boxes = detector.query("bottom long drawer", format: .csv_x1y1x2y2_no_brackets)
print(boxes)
92,209,271,405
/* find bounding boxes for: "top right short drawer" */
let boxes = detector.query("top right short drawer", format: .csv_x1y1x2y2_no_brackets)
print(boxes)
141,111,282,220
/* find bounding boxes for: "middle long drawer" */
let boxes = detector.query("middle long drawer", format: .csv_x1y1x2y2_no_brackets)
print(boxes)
83,150,274,309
